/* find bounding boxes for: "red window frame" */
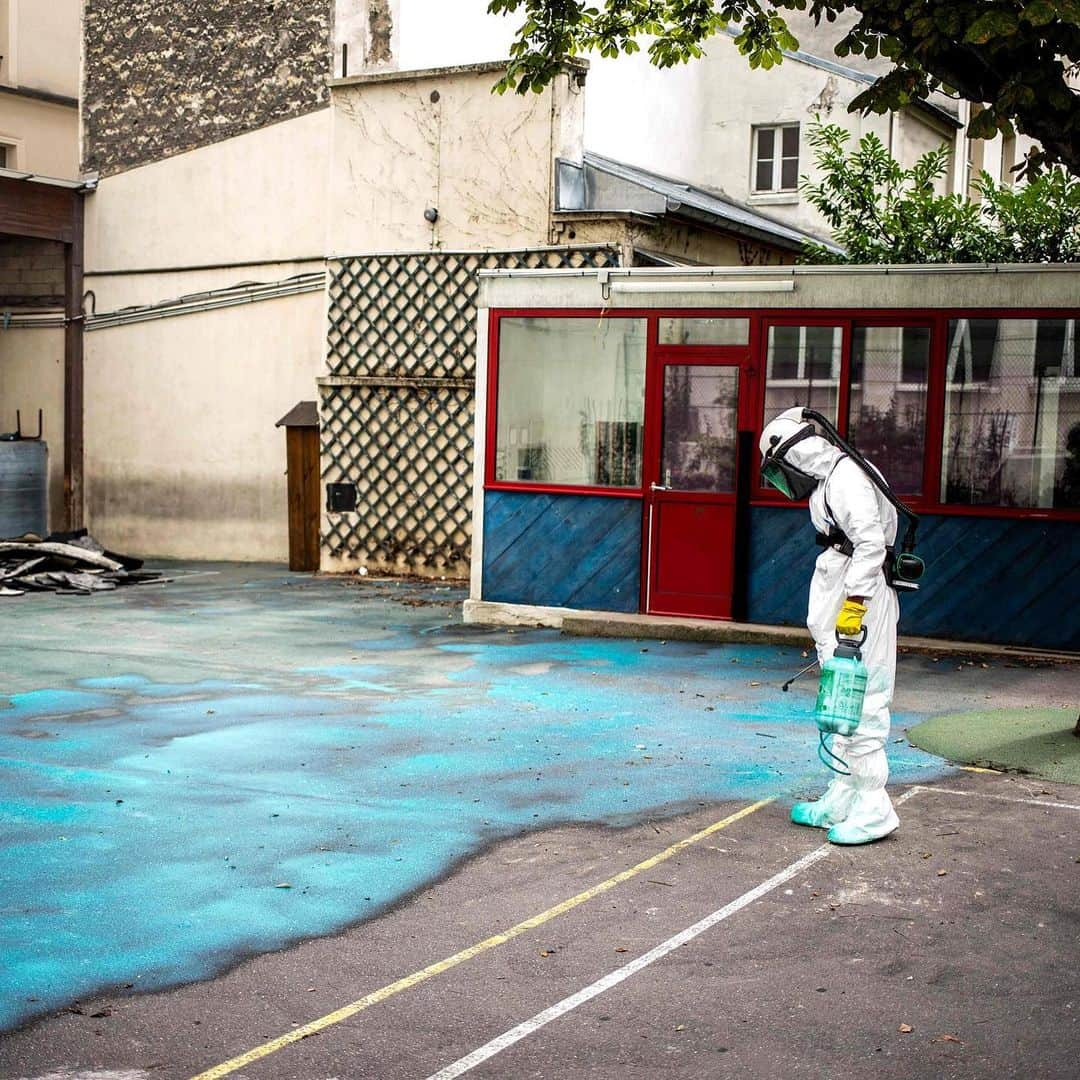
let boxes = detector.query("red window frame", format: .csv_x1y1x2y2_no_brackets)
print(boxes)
485,306,1080,522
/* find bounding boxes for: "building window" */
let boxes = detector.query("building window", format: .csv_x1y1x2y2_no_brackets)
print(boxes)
942,318,1080,508
763,324,842,426
848,326,930,495
753,125,799,193
999,132,1017,183
494,317,647,488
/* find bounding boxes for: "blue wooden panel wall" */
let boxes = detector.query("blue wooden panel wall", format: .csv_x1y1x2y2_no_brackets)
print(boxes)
483,491,641,613
748,506,1080,651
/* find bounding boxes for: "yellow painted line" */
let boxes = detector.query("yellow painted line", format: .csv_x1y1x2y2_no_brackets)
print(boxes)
959,765,1002,774
189,798,773,1080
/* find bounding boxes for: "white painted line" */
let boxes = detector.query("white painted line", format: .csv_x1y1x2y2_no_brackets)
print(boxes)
424,843,832,1080
909,785,1080,812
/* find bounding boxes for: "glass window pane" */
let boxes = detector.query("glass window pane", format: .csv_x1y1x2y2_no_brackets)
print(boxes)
495,317,646,487
767,325,799,379
780,157,798,190
661,366,739,492
754,128,775,191
781,125,799,157
764,325,841,426
942,317,1080,509
659,317,750,346
805,325,839,380
848,326,930,495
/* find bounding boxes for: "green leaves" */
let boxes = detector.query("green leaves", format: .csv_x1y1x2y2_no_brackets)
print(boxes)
799,120,1080,265
964,11,1018,44
487,0,1080,176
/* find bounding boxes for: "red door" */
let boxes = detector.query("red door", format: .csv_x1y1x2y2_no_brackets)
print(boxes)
643,358,745,619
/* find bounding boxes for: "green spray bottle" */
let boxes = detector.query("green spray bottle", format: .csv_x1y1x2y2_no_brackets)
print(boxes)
814,632,867,738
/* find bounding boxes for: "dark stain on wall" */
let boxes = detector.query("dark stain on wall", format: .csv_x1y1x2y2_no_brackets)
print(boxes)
368,0,393,65
82,0,333,177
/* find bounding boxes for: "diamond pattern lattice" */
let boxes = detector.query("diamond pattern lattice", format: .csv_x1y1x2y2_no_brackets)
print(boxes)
327,247,619,379
321,247,620,575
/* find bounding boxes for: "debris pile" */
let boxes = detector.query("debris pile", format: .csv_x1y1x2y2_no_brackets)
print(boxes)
0,530,166,597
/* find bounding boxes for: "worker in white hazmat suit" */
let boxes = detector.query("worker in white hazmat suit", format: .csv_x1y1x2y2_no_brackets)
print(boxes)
759,406,901,845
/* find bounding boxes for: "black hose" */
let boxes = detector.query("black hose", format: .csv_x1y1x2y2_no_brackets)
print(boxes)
801,408,920,553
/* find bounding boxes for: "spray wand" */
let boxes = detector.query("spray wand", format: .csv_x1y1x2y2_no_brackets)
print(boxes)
781,659,818,692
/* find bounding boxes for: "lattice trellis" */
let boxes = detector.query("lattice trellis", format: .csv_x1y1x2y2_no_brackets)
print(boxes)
321,246,620,576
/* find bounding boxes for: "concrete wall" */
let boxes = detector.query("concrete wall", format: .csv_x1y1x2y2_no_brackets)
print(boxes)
329,64,581,252
0,0,80,178
80,109,332,561
83,284,326,561
9,0,81,99
85,109,330,273
582,36,902,241
82,0,332,177
0,327,66,529
0,92,79,176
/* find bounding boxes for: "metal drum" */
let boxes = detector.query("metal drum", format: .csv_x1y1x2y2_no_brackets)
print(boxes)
0,438,48,539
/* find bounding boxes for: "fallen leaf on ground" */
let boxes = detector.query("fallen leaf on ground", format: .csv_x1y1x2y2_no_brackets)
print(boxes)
274,882,292,889
675,1024,686,1031
615,947,628,953
934,1033,963,1044
899,1024,914,1034
539,949,554,957
937,869,948,877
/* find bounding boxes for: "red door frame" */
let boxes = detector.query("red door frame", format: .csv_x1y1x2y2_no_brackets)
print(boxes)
483,306,1080,519
641,333,755,619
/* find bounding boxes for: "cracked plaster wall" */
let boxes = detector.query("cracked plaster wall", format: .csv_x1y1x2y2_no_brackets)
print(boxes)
330,67,584,252
82,0,333,177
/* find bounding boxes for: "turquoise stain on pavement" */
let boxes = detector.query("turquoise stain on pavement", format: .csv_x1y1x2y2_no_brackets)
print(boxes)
0,569,949,1032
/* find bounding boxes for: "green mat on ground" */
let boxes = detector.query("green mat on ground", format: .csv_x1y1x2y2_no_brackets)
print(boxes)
908,708,1080,786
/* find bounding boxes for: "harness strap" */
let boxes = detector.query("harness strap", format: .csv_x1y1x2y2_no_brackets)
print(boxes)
818,456,854,555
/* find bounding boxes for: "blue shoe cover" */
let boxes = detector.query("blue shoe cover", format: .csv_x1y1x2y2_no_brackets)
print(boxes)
790,800,843,828
826,810,899,845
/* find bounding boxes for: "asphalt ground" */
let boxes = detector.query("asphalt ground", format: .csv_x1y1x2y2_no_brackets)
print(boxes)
1,565,1078,1079
1,770,1077,1080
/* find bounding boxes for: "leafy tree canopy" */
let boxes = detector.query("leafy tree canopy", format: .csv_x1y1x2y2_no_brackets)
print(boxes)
800,121,1080,262
487,1,1080,176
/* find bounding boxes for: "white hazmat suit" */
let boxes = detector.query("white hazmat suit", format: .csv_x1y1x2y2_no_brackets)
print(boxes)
760,407,901,845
